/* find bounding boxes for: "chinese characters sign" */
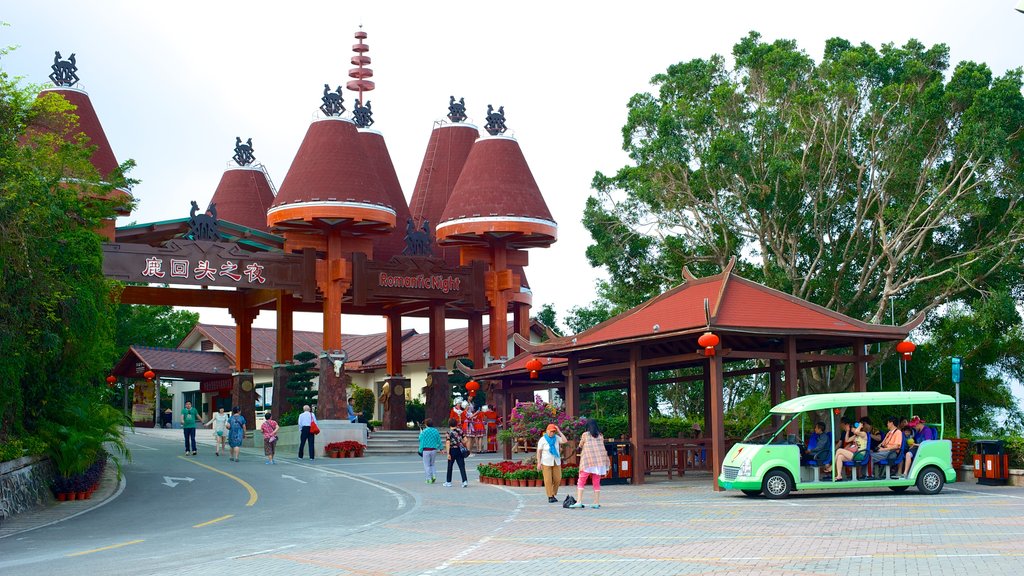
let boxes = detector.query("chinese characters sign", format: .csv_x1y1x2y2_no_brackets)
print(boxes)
103,240,316,300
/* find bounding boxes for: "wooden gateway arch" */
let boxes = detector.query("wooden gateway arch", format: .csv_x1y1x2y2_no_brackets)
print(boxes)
461,260,922,490
50,31,558,430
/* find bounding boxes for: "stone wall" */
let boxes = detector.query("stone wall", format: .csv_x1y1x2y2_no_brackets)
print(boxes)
0,456,54,521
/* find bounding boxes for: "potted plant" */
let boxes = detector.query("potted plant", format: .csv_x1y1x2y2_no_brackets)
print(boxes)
325,442,344,457
562,466,579,487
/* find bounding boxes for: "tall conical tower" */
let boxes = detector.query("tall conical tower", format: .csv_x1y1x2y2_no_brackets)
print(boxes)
33,51,133,240
436,106,557,362
208,137,276,233
268,30,396,418
408,97,479,266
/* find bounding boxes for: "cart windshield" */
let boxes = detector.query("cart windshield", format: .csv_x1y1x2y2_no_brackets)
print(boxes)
741,413,802,445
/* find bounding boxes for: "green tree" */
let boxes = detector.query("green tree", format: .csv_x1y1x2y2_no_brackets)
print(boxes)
114,301,199,356
584,32,1024,415
1,52,136,437
284,351,318,418
536,304,562,339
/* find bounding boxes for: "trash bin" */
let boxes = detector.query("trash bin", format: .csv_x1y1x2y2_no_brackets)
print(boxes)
603,442,631,485
972,440,1009,486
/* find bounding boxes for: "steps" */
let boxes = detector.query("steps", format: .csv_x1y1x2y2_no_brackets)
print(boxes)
364,430,420,456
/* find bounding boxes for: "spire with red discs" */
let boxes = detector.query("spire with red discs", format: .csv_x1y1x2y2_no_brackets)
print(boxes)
347,27,375,106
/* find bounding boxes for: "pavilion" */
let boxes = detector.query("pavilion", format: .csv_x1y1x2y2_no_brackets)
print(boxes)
462,259,921,489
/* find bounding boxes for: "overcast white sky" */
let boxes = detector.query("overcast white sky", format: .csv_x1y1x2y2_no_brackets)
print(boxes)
3,1,1023,338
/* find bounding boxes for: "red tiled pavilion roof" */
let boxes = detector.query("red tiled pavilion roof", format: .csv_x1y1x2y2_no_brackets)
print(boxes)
111,346,234,381
208,166,277,233
527,264,920,356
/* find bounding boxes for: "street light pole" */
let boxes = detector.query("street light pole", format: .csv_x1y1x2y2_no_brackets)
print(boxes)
952,357,962,437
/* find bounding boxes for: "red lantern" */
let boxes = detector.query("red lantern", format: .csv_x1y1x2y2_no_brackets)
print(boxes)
697,332,720,357
143,370,155,380
465,380,479,399
525,358,543,379
106,375,116,388
895,340,916,361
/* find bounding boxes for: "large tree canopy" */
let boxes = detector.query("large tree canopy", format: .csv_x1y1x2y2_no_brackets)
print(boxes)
583,33,1024,427
1,52,136,436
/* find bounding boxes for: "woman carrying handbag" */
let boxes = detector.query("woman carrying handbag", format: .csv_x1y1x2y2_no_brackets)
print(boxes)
443,417,469,487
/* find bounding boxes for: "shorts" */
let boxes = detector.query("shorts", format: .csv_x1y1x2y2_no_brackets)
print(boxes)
264,438,277,456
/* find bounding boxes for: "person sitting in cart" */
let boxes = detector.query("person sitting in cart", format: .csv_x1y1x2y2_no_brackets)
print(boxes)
832,418,868,481
869,417,904,478
801,422,831,466
899,416,937,478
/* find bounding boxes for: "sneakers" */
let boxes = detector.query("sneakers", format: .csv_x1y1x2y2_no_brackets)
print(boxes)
462,481,468,488
568,502,585,509
266,460,271,465
591,504,601,509
426,479,432,484
430,476,436,484
548,496,558,503
192,451,198,456
442,482,453,487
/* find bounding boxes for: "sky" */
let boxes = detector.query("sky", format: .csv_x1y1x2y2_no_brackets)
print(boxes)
2,0,1023,339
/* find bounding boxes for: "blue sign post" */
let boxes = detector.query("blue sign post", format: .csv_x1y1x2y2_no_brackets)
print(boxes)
952,357,962,437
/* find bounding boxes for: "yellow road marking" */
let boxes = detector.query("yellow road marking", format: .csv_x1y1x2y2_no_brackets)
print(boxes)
67,539,144,557
178,456,258,506
193,514,234,528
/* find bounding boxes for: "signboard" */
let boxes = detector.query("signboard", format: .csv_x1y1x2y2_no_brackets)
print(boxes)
351,253,486,310
951,356,961,384
199,379,234,394
132,380,155,424
103,240,316,302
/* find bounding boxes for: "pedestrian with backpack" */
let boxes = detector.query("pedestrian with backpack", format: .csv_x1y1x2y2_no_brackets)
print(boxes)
443,417,469,487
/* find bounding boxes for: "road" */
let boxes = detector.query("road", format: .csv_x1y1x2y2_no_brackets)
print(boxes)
3,429,1024,575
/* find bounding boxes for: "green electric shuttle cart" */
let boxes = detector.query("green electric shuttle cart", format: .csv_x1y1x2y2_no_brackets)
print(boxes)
718,391,957,498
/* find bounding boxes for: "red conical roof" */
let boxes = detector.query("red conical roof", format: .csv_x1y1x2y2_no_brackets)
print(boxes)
36,87,132,214
268,118,395,236
359,128,411,261
408,122,479,265
436,135,557,249
208,166,277,233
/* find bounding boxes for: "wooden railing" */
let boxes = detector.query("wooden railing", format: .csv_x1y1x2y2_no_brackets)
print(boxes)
643,438,738,478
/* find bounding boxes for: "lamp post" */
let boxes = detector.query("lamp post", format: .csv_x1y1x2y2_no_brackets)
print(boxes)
951,357,962,437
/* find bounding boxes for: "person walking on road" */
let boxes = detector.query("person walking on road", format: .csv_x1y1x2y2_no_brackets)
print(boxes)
570,419,610,509
227,406,246,462
297,404,317,460
418,418,443,484
181,401,199,456
443,417,469,487
537,423,567,503
205,407,229,456
261,413,280,464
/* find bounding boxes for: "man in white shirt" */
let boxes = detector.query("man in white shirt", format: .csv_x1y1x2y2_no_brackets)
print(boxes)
297,405,317,460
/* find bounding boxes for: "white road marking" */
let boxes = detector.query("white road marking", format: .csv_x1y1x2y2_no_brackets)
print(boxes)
281,474,307,484
286,460,409,510
161,476,195,488
228,544,296,560
946,487,1024,500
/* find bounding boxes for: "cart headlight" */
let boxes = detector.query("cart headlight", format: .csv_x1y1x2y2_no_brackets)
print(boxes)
739,458,752,478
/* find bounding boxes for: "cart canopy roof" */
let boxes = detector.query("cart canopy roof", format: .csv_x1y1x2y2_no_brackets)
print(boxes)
770,391,954,415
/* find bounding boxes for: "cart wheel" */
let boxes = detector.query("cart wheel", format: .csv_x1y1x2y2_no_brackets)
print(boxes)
741,489,762,497
888,485,909,493
916,466,945,495
762,469,792,499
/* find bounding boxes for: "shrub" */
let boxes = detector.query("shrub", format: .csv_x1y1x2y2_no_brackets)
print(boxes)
509,395,587,443
405,398,425,426
1005,435,1024,468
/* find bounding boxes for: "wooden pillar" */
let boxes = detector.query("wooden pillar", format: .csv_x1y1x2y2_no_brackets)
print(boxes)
770,359,782,428
565,355,580,418
230,306,258,430
703,368,712,437
709,350,726,491
629,345,647,484
386,311,403,376
487,243,509,363
272,294,294,421
428,304,445,370
501,386,513,460
318,229,350,419
513,301,531,356
854,338,867,419
785,337,799,434
467,313,484,369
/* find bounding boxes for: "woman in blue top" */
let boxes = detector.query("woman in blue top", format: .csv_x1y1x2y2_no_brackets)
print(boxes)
418,418,443,483
227,406,246,462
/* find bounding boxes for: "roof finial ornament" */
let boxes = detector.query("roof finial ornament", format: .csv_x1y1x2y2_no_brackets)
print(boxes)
353,98,374,128
49,51,79,87
232,137,255,166
447,96,467,123
188,201,221,241
484,104,507,136
402,218,434,257
346,28,375,107
320,84,345,116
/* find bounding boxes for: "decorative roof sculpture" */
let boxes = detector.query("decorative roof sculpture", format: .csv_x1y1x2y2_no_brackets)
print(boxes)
232,137,255,166
353,98,374,128
187,201,221,241
484,104,507,136
49,51,79,87
320,84,345,117
447,96,467,123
